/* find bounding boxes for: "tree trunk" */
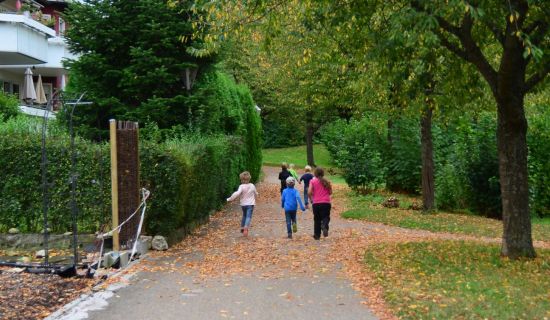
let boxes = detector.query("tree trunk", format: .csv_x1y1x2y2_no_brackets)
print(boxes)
495,31,535,259
305,110,315,167
420,105,435,211
497,97,534,258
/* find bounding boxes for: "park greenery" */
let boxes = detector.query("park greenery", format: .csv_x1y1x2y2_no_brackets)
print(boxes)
364,241,550,319
0,114,259,237
0,0,548,318
187,0,549,259
0,0,263,236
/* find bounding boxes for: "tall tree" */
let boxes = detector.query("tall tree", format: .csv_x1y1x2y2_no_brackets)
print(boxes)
63,0,212,137
396,0,549,258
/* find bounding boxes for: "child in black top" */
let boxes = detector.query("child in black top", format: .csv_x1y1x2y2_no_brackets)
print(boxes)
278,162,292,194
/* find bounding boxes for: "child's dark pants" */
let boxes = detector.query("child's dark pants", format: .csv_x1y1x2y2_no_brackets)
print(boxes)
312,203,331,239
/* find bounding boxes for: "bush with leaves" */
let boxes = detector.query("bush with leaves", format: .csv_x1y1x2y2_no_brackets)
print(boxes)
0,117,257,236
0,91,20,121
434,113,501,218
528,104,550,218
321,118,387,191
0,117,110,233
385,116,422,193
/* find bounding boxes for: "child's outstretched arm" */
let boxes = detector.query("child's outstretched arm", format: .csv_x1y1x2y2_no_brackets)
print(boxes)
296,191,305,211
253,184,259,197
281,191,286,209
227,185,242,202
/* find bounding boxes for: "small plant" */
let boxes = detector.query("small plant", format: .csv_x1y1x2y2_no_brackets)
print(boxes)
382,196,399,208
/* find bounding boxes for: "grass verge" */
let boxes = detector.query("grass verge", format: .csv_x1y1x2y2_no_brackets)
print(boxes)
263,144,346,184
262,144,334,168
364,241,550,319
343,192,550,242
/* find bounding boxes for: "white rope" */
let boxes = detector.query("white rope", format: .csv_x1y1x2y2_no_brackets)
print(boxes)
129,188,148,261
99,188,150,239
93,188,150,270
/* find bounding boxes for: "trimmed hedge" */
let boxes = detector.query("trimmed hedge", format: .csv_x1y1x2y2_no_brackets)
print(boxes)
321,109,550,219
0,117,258,236
141,135,246,236
0,117,109,233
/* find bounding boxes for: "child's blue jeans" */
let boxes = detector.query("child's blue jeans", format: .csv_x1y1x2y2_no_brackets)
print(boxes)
241,205,254,228
303,186,309,205
285,210,297,234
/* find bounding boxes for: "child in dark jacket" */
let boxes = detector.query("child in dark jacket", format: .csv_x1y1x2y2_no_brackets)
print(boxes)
281,177,306,239
278,162,292,194
299,165,314,207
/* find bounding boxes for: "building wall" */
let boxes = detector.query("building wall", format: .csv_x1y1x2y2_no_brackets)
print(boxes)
0,69,22,96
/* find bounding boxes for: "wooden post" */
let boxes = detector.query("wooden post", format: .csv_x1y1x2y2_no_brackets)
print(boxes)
109,119,119,251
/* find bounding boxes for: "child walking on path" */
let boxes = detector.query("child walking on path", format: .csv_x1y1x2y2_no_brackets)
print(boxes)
227,171,258,237
278,162,292,194
281,177,306,239
288,163,299,181
308,167,332,240
299,165,314,206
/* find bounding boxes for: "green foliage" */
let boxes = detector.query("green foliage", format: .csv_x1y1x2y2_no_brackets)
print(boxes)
0,117,255,236
62,0,213,137
528,104,550,218
140,134,245,236
364,241,550,319
262,119,304,148
320,118,387,191
262,144,334,169
183,70,263,181
0,91,20,121
385,117,422,193
0,117,110,233
435,113,501,218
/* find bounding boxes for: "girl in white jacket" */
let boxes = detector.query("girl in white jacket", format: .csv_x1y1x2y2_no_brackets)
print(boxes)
227,171,258,237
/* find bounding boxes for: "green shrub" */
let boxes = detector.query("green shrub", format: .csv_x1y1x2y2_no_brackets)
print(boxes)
528,104,550,218
320,118,387,191
262,119,304,148
0,91,20,121
0,117,254,236
434,113,501,218
0,117,110,233
385,116,421,193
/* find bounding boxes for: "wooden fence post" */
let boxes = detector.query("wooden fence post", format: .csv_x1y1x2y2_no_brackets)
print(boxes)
109,119,119,251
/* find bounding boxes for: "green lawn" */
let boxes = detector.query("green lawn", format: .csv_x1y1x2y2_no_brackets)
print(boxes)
342,192,550,242
263,144,346,184
262,144,334,169
365,241,550,319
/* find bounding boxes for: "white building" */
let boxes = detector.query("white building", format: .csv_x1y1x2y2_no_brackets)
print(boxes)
0,0,76,114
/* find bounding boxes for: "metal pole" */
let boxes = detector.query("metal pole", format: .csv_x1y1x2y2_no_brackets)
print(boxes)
69,93,85,268
40,95,54,266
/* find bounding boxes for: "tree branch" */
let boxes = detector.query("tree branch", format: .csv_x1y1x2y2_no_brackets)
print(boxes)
481,18,505,46
436,32,468,60
528,20,548,47
410,2,498,92
525,62,550,93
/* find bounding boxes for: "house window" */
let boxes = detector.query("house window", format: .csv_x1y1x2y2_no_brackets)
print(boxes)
12,84,19,98
2,81,10,93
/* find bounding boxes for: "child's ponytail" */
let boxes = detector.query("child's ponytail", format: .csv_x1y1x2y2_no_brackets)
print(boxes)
313,167,332,194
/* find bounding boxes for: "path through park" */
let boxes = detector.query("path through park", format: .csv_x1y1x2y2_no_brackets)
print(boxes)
51,167,390,320
50,166,544,320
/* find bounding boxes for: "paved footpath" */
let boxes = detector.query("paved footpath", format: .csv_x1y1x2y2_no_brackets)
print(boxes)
52,167,379,320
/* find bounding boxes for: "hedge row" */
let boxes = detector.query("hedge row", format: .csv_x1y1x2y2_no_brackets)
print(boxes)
0,116,258,235
320,109,550,219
